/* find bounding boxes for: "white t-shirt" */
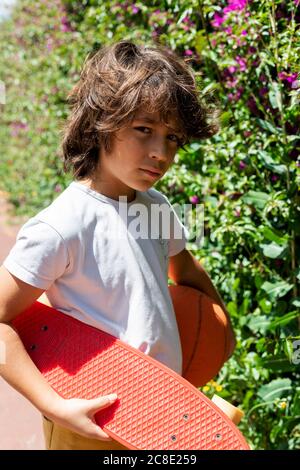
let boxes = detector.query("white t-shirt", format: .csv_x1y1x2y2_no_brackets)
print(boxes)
4,182,188,374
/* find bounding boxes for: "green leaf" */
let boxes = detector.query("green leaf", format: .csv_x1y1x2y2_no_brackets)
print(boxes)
284,339,295,362
247,315,272,334
292,297,300,308
256,118,281,134
259,298,272,313
268,81,283,112
252,367,260,381
194,30,208,52
242,191,269,210
254,274,264,290
261,280,294,301
262,226,288,245
261,357,297,373
257,150,287,175
258,379,292,402
269,311,299,329
260,242,288,259
189,142,202,151
227,300,238,318
220,111,231,127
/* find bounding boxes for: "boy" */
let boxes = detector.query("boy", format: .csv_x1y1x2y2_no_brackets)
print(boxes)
0,40,236,450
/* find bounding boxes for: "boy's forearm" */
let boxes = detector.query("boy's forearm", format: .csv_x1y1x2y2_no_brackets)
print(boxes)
0,323,63,417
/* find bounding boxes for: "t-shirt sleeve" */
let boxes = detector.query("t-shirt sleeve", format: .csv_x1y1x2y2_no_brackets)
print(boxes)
3,218,70,290
162,194,190,257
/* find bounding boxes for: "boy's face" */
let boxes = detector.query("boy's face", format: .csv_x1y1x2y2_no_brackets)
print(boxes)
94,110,184,201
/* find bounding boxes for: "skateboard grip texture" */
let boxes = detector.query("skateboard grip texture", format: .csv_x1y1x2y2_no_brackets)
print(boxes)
13,301,249,450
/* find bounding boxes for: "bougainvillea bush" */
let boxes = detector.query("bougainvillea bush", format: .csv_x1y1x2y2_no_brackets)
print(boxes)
0,0,299,449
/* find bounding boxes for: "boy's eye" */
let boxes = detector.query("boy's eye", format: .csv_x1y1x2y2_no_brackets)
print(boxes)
135,127,151,134
134,127,181,145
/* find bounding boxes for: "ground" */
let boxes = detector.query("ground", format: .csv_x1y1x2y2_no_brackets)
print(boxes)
0,192,44,450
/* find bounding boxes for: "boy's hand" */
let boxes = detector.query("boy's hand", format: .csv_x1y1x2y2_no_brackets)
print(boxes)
46,394,118,441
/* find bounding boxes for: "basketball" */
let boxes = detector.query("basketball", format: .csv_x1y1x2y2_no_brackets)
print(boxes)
169,284,232,388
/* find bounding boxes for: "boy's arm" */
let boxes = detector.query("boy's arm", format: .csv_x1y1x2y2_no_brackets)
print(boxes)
168,249,236,356
0,265,116,441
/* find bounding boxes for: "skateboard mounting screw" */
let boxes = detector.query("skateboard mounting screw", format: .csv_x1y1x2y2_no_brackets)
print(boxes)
215,433,222,440
183,414,189,421
30,344,36,350
170,435,177,442
41,325,48,331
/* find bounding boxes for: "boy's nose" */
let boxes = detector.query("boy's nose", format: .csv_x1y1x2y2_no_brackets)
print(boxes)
148,142,169,162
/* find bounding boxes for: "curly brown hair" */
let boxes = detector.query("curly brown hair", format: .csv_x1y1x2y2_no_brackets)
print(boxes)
60,40,220,180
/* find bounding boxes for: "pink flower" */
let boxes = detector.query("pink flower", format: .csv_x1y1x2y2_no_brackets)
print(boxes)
10,121,29,137
61,24,72,32
46,39,53,51
278,71,298,83
190,195,199,204
228,87,244,102
243,130,252,137
225,77,238,89
248,46,256,54
224,0,248,13
235,56,247,71
184,49,193,56
228,66,236,73
212,13,225,28
60,16,72,32
234,209,241,217
239,161,247,170
259,74,267,82
271,174,279,183
131,5,140,14
236,87,244,99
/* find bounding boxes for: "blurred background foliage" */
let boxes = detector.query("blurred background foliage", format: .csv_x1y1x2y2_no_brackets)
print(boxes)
0,0,299,449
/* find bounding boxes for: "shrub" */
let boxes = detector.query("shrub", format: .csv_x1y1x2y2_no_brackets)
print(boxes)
0,0,299,449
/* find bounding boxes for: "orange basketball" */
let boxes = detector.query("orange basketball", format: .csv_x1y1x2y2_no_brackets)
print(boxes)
169,284,232,388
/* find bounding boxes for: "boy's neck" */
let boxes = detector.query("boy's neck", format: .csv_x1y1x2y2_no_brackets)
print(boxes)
76,179,137,203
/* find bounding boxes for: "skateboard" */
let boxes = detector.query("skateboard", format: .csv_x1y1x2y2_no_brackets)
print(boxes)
13,294,249,450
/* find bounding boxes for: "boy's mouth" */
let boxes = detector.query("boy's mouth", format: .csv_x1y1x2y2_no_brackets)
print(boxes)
140,167,162,179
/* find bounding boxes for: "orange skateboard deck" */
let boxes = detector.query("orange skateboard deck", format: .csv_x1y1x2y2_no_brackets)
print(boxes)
13,301,249,450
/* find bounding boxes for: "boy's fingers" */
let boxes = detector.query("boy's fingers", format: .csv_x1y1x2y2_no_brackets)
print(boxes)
88,394,118,414
90,423,112,441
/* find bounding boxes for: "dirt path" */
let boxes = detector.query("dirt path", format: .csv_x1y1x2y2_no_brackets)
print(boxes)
0,192,44,449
